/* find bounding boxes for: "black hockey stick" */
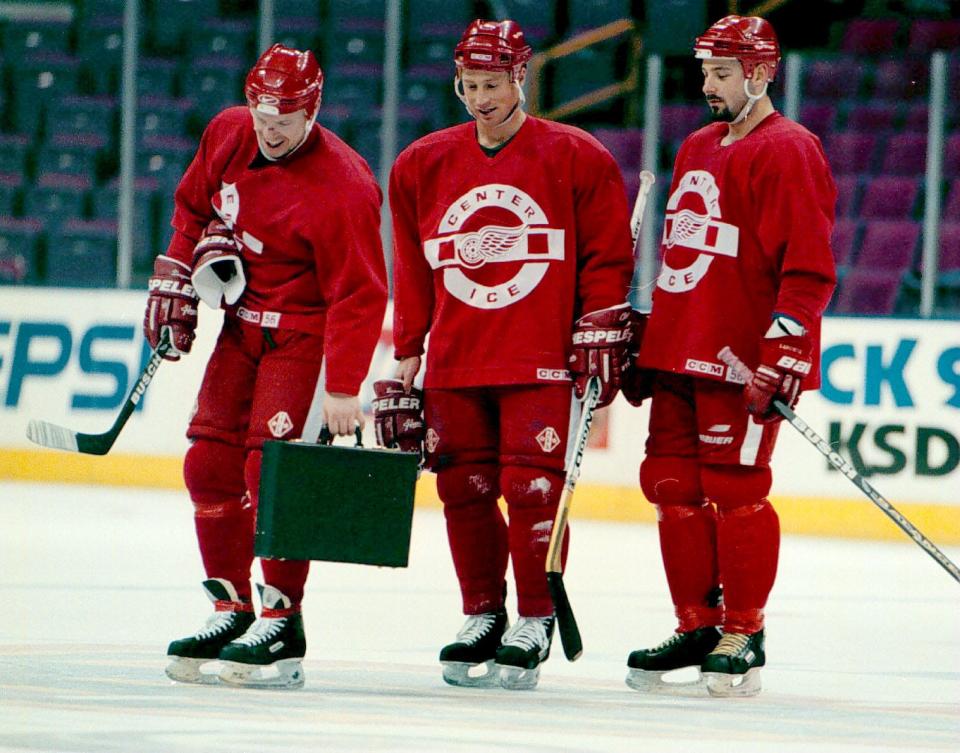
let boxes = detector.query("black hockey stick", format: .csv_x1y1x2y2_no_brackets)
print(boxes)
26,327,173,456
718,346,960,585
546,377,600,662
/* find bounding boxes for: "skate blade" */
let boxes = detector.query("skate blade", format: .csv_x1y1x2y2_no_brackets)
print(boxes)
497,664,541,691
704,667,762,698
219,658,305,689
441,660,499,688
165,657,221,685
625,667,707,697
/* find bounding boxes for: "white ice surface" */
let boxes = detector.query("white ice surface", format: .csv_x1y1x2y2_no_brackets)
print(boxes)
1,481,958,752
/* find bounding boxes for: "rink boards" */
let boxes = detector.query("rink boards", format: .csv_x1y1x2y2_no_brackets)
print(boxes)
2,287,958,543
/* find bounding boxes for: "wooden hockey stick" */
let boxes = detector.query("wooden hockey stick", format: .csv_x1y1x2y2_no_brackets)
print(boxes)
546,377,600,662
718,346,960,585
26,328,173,456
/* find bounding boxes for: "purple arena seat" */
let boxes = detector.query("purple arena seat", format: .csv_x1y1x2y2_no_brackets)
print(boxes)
908,20,960,53
590,127,643,174
833,268,903,315
944,179,960,221
881,133,927,175
824,132,878,174
803,58,864,100
870,58,929,100
945,134,960,179
834,175,860,218
659,104,708,144
831,218,860,268
799,103,837,139
927,222,960,275
843,102,898,133
840,19,901,54
859,176,919,220
855,220,920,271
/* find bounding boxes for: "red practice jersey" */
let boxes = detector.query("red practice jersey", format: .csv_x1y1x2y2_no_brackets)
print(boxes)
165,107,388,395
638,113,837,387
389,116,634,389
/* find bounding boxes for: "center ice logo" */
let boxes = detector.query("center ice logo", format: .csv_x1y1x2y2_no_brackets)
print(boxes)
423,184,565,310
659,170,739,293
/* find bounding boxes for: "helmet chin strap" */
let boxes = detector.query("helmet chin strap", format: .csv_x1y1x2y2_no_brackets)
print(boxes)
730,77,768,125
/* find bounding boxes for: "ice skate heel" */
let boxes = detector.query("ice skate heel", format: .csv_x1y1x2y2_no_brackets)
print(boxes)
165,578,254,684
439,609,508,688
218,584,307,689
702,630,765,698
495,616,554,690
625,626,721,696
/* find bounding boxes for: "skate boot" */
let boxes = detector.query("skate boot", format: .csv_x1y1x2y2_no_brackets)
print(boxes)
165,578,254,684
218,584,306,689
702,629,766,698
439,608,509,688
495,615,554,690
625,626,721,695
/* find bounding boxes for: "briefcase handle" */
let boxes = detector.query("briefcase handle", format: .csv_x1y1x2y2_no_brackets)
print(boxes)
318,425,364,447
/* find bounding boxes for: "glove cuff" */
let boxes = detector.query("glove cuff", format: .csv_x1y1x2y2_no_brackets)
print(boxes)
192,252,246,309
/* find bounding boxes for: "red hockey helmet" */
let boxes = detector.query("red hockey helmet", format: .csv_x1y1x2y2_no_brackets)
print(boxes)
694,15,781,81
244,43,323,116
454,19,532,79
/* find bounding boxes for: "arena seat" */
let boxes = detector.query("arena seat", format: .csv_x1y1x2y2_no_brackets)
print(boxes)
833,267,903,315
22,174,93,233
839,19,901,55
859,176,919,220
0,217,43,284
46,219,119,287
834,175,860,218
907,19,960,53
881,133,928,176
824,132,878,174
855,220,920,271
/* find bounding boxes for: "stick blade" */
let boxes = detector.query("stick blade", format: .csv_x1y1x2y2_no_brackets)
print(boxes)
547,571,583,661
26,419,80,453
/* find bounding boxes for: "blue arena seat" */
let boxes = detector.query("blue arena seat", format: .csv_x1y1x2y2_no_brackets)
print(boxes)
22,174,93,234
188,18,255,60
46,219,119,287
137,57,180,99
77,15,125,94
35,133,108,181
48,96,119,146
0,217,44,284
150,0,219,53
138,96,193,142
182,57,246,123
137,135,197,193
91,177,160,269
568,0,632,34
10,53,82,133
0,134,32,176
0,18,72,57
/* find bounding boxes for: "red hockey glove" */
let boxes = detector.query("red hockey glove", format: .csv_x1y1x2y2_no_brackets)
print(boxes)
620,309,654,407
743,316,813,424
372,379,425,458
144,255,198,360
191,220,246,309
569,303,632,408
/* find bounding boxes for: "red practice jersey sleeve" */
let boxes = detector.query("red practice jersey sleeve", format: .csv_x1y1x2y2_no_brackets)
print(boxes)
165,106,388,395
638,113,837,387
389,116,634,389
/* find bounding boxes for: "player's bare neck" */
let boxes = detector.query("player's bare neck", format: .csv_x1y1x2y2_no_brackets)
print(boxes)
721,98,775,146
476,109,526,149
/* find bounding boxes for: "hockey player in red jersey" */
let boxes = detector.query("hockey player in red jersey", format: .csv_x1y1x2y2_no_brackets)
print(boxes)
146,44,387,688
374,19,634,690
622,16,837,697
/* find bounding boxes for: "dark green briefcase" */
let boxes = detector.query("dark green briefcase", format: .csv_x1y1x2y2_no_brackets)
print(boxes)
255,437,419,568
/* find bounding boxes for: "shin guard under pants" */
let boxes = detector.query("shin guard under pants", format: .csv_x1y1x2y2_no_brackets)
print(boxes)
501,465,565,617
437,464,508,614
184,439,254,602
703,464,780,633
640,455,721,631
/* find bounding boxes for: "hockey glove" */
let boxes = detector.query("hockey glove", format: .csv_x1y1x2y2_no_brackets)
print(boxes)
372,379,425,458
743,315,813,423
620,309,655,407
569,303,632,408
144,255,199,360
191,220,246,309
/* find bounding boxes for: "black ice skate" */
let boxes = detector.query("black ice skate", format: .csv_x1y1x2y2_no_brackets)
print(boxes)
625,626,722,695
702,629,766,697
218,584,307,689
494,615,554,690
165,578,255,684
439,608,509,688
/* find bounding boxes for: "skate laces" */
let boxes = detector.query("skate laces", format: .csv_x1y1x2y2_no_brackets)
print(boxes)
456,613,498,645
711,632,750,657
194,610,239,640
501,617,551,652
232,615,287,647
